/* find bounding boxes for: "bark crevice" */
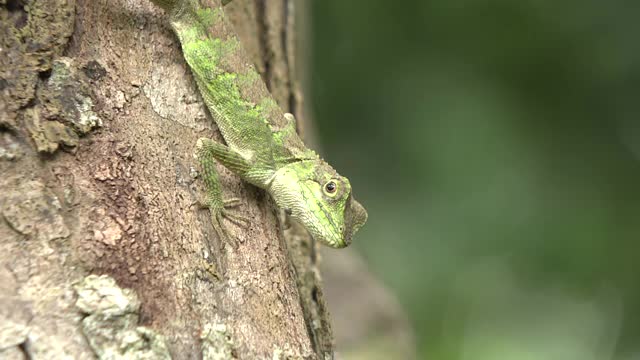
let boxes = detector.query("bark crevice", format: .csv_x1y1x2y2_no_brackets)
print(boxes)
0,0,334,358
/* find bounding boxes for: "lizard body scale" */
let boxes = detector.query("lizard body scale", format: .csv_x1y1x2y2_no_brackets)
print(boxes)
150,0,367,248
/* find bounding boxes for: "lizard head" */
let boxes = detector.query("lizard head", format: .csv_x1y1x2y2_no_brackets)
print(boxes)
270,160,368,248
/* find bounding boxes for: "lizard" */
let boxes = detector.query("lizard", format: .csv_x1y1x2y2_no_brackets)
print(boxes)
149,0,367,248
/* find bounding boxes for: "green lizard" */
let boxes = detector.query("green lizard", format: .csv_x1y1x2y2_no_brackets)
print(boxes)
150,0,367,248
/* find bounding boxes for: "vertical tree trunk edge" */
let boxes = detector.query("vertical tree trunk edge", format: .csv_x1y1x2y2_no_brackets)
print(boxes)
0,0,335,358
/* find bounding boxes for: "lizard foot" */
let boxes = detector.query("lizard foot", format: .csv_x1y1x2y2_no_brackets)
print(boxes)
220,198,250,228
195,197,249,248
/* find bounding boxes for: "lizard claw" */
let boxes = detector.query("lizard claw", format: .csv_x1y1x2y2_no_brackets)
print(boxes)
221,209,250,228
211,210,233,247
223,198,242,208
197,196,250,248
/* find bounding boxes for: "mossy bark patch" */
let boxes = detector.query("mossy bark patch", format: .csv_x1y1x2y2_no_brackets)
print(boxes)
0,0,76,127
75,275,171,360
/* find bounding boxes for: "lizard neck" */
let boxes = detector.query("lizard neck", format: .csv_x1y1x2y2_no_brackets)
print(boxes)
267,160,316,203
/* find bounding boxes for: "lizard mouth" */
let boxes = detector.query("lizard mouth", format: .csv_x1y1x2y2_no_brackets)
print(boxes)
340,196,368,247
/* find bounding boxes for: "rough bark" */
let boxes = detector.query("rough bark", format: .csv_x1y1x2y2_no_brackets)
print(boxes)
0,0,333,358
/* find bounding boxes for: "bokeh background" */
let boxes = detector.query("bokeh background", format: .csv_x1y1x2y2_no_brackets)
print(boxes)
309,0,640,359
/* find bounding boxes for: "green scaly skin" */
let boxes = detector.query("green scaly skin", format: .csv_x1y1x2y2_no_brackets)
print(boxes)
150,0,367,248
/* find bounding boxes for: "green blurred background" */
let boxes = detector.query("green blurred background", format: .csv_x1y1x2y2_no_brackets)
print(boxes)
309,0,640,359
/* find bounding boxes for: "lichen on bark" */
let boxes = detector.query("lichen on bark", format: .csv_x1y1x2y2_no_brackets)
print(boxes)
0,0,338,358
75,274,172,360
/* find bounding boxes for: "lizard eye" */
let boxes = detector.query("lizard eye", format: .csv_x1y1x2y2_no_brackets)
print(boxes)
324,181,337,194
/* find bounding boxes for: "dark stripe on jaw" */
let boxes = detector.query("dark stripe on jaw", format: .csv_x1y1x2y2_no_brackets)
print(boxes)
299,180,340,243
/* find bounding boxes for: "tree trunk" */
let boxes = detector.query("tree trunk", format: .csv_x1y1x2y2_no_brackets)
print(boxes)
0,0,334,358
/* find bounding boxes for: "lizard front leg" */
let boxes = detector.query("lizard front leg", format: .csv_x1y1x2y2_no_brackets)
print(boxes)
195,138,250,246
